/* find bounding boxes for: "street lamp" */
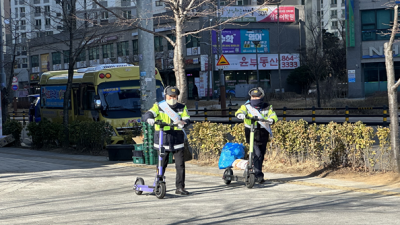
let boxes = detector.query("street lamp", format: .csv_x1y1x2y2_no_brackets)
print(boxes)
252,41,260,87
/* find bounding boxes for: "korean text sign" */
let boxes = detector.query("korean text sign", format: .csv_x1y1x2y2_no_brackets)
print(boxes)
212,29,270,54
220,6,295,23
214,54,300,71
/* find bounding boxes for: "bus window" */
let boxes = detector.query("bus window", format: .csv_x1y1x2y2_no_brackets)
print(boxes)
83,86,95,110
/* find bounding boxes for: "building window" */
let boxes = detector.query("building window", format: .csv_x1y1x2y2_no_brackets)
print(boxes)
132,40,138,55
331,0,337,4
122,10,131,19
154,36,163,52
361,9,398,41
117,41,129,57
331,10,337,18
63,50,70,63
52,52,61,65
35,19,41,29
89,47,99,60
101,11,108,19
44,6,50,13
102,43,114,58
21,33,26,38
45,31,53,36
20,7,25,13
236,0,249,6
167,34,176,50
331,21,338,28
35,6,41,13
45,18,51,26
155,1,163,6
21,20,26,25
77,50,86,62
31,55,39,67
186,35,200,48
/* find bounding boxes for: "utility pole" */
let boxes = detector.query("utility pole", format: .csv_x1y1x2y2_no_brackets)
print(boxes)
208,18,212,101
137,0,156,114
217,0,226,114
0,1,5,136
277,3,283,93
253,41,260,87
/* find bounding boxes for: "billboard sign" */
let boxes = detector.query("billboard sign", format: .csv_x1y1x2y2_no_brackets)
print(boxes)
214,53,300,71
40,54,50,72
220,6,295,23
212,29,270,54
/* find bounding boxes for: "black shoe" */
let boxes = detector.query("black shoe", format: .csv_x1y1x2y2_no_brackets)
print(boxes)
175,188,189,195
257,177,266,184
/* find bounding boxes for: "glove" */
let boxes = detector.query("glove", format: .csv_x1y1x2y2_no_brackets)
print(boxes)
147,118,155,126
237,114,245,120
174,120,186,129
266,118,274,125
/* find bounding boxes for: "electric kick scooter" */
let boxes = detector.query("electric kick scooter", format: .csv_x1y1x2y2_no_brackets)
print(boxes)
222,116,270,189
134,121,178,199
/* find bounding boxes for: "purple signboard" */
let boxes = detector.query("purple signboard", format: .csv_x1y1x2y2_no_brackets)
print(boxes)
212,29,241,54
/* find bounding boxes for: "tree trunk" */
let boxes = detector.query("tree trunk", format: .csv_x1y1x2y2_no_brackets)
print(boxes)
174,18,188,104
385,41,400,173
316,78,321,107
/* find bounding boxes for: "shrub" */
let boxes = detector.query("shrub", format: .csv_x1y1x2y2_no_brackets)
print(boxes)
188,121,231,160
27,118,62,149
3,119,23,146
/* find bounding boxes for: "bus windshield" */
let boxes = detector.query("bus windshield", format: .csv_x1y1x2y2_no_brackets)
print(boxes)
97,80,164,118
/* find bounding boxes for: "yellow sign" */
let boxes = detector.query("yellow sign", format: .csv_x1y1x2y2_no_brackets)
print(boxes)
41,54,50,72
217,55,230,66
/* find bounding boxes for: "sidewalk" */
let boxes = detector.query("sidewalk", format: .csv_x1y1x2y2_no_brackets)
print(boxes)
1,147,400,197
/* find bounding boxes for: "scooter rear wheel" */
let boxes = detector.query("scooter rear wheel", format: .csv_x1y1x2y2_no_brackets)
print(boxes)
245,174,256,189
223,168,233,185
155,182,166,199
134,178,145,195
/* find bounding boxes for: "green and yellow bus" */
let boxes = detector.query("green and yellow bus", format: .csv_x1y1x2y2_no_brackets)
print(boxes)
39,64,164,144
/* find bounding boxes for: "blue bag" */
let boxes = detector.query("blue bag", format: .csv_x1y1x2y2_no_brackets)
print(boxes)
218,143,245,169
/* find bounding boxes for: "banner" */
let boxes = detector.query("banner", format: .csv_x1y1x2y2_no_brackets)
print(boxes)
346,0,355,47
41,86,66,108
201,55,208,71
212,29,270,54
220,6,295,23
214,53,300,71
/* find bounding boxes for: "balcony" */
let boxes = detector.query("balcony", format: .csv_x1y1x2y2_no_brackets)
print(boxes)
331,14,337,19
35,12,41,17
44,0,49,3
20,25,26,30
34,0,40,4
330,4,337,7
331,26,338,29
20,12,25,17
21,51,27,55
35,25,41,29
100,19,108,25
19,0,24,4
45,25,51,29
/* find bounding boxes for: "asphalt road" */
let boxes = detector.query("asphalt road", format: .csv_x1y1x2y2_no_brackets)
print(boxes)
1,148,400,224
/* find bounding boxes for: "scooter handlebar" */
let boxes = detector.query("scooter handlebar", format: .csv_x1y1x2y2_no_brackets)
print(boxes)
245,116,269,123
154,121,179,128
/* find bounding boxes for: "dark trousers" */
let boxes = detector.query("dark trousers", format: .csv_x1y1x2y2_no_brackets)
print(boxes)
253,143,267,179
160,149,185,189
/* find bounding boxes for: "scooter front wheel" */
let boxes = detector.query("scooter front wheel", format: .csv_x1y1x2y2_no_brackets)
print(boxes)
245,174,255,189
155,182,166,199
223,168,233,185
134,178,145,195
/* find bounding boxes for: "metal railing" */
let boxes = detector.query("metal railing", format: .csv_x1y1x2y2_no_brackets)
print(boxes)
188,105,391,126
8,111,28,126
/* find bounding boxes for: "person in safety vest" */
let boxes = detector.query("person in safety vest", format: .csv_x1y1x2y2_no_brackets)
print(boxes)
235,87,278,184
143,86,191,195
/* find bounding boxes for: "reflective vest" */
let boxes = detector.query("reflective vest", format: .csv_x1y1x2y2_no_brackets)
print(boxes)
148,102,190,131
235,103,278,129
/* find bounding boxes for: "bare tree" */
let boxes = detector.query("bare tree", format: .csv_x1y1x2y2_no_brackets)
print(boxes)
300,15,327,107
384,4,400,173
93,0,272,103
